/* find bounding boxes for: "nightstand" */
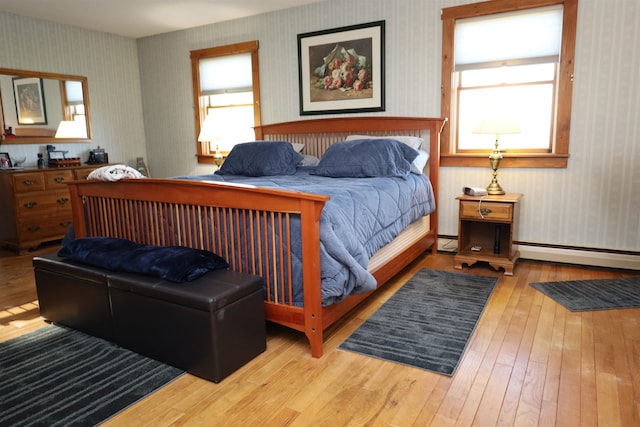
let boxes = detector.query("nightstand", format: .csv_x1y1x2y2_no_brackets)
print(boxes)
454,193,523,275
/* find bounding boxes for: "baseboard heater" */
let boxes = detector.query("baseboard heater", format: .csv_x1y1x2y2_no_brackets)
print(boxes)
438,237,640,271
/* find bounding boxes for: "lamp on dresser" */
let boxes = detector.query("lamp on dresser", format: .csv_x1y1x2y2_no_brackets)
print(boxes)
55,120,87,139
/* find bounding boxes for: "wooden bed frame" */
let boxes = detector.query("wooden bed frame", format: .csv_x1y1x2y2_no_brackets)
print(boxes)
66,116,447,358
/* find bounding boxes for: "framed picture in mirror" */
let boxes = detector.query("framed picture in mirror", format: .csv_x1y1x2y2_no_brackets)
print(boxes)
13,77,47,125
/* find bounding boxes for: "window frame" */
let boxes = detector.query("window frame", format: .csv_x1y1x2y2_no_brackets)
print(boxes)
440,0,577,168
191,41,261,164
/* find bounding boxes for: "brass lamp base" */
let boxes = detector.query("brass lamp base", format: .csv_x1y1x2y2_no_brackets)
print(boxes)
213,142,224,167
486,179,505,195
487,134,505,195
213,152,224,167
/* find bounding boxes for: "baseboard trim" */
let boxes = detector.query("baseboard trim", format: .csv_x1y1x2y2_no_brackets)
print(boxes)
437,238,640,271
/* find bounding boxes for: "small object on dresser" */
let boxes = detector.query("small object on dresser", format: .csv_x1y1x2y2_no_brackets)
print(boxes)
0,152,10,168
87,147,108,164
37,153,46,169
136,157,150,177
49,158,81,167
463,186,488,196
12,156,26,168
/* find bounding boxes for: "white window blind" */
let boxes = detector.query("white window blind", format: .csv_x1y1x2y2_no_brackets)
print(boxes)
65,80,84,105
454,5,563,70
199,52,252,95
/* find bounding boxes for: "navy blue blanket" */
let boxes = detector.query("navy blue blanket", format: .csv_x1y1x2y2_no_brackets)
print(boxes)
176,168,435,306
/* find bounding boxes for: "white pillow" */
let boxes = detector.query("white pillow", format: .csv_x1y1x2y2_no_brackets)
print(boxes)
298,154,320,167
290,142,305,153
411,149,430,174
345,134,424,150
87,164,146,181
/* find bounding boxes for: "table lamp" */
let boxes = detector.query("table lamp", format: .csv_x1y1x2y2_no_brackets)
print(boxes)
198,115,225,167
472,115,520,195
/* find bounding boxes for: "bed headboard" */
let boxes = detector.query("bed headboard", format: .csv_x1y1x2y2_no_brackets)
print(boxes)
255,116,446,158
255,115,447,237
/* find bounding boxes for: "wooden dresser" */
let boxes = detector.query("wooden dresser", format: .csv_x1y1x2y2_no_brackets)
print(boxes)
0,165,102,254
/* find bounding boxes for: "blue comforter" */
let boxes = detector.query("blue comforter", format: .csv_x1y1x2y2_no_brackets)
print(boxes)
177,167,435,306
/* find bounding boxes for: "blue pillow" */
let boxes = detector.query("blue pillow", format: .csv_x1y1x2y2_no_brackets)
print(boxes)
58,237,229,283
313,138,418,178
217,141,304,176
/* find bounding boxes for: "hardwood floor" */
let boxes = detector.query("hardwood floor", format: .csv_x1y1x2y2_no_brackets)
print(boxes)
1,244,639,426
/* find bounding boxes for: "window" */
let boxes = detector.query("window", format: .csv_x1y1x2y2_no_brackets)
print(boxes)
62,80,86,127
191,41,261,164
441,0,577,168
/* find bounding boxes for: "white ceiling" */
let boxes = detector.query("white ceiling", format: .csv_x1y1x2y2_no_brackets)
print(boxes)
0,0,325,38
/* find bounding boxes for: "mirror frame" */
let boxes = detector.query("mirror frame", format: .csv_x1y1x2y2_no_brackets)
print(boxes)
0,67,92,144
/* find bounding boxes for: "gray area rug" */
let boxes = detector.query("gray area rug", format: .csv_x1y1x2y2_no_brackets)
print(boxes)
0,324,184,426
530,276,640,311
339,269,498,376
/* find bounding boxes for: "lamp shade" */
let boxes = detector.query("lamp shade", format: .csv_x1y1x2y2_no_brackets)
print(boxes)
197,114,218,142
472,115,521,135
55,120,87,139
471,109,520,135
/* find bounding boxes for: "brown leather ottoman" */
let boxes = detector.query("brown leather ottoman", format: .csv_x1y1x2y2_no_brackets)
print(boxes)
107,269,266,383
33,253,114,341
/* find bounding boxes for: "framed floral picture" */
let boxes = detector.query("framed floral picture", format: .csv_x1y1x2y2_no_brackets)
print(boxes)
297,20,385,115
13,77,47,125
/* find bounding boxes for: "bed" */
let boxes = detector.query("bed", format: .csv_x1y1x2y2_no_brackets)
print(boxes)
65,116,447,358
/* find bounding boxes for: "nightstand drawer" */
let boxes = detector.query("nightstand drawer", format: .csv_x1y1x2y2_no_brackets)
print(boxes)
460,201,513,221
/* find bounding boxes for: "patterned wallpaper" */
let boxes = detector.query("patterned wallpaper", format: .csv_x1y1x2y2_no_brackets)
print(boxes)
0,12,147,170
1,0,638,253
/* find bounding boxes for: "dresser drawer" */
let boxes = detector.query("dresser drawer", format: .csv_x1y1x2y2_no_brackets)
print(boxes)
45,170,75,189
17,214,73,240
12,172,46,192
460,200,513,221
16,191,72,217
74,167,97,180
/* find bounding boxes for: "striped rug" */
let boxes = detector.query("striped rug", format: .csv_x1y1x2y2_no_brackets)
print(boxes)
339,269,497,376
0,325,183,426
531,276,640,311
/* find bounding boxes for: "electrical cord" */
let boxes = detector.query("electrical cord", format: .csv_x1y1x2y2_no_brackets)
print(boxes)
477,196,487,219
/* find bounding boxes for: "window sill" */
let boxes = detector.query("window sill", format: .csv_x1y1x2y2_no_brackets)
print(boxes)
440,153,569,168
197,153,229,165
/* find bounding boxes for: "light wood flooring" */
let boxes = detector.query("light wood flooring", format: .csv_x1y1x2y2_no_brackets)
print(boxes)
1,243,639,426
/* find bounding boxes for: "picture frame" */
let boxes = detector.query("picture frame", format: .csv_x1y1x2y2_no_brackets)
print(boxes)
48,151,66,160
13,77,47,125
0,152,12,168
297,20,385,115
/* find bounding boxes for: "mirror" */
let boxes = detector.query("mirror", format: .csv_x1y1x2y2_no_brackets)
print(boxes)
0,67,92,144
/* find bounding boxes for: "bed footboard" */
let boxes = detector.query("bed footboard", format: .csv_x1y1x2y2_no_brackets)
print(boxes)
66,178,330,355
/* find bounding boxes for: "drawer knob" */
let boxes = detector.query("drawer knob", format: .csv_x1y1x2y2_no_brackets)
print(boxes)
57,197,69,205
24,201,38,208
27,225,41,232
478,208,492,216
60,221,72,227
54,177,65,183
23,179,36,185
